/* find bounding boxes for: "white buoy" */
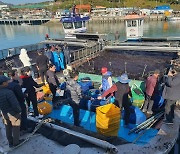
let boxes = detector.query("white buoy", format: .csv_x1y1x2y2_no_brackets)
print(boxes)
62,144,81,154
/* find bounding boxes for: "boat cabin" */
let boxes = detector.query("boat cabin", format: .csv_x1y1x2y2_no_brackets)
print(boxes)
60,14,89,38
125,14,144,41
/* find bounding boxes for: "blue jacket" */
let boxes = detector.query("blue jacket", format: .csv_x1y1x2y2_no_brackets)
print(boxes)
52,51,65,71
102,71,112,92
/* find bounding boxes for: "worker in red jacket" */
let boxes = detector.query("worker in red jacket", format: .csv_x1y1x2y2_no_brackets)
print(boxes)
142,69,160,114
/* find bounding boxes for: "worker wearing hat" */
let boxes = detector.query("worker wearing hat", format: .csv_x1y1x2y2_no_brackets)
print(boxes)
98,73,132,126
99,67,113,92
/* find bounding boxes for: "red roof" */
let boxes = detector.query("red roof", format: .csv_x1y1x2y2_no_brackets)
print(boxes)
124,14,144,20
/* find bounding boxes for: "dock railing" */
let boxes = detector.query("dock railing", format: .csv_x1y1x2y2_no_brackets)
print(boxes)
0,41,104,68
0,43,45,60
70,42,103,67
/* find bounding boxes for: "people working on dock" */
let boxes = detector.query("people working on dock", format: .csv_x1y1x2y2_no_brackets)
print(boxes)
0,75,22,147
63,43,71,67
162,70,180,124
19,48,32,67
44,47,52,64
99,67,113,92
51,45,56,52
19,48,34,78
46,64,60,109
20,66,44,119
45,33,49,40
51,46,65,72
0,69,3,75
115,31,120,41
142,69,160,115
98,73,132,126
65,70,82,126
36,50,49,83
8,70,28,131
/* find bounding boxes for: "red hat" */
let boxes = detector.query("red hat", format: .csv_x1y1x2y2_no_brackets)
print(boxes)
101,67,107,74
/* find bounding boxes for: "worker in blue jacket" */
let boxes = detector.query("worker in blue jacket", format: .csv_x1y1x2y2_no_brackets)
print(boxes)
99,67,113,92
52,46,65,71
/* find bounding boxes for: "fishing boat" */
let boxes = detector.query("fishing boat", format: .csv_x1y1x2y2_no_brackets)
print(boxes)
21,23,32,26
166,16,180,21
60,5,90,39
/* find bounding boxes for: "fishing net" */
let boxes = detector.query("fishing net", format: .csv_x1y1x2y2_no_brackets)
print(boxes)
131,84,145,108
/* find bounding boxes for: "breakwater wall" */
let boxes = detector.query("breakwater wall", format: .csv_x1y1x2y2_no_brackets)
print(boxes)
88,15,166,23
0,18,50,25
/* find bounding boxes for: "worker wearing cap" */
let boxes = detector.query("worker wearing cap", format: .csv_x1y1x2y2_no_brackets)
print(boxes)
99,67,113,92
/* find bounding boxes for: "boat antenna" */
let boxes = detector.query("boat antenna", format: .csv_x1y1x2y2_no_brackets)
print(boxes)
124,61,127,74
92,60,95,70
142,64,147,77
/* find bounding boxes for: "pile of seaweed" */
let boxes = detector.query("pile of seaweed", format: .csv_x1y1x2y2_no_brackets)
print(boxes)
76,50,176,80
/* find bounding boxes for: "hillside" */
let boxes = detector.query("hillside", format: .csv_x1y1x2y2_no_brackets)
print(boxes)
0,0,13,6
51,0,180,11
9,0,180,11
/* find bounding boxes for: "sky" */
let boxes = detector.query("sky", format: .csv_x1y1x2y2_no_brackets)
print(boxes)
1,0,53,5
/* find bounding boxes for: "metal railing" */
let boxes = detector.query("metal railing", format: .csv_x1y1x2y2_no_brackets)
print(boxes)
70,43,103,65
0,43,45,60
0,41,104,71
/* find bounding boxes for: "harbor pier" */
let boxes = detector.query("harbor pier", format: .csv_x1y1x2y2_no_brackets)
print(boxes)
0,18,50,25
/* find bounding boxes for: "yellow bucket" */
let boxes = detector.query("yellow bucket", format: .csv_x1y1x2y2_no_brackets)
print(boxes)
96,115,120,129
96,104,120,118
96,104,120,136
38,101,52,115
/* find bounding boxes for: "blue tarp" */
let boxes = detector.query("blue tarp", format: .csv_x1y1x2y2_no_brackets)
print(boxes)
154,5,171,10
61,16,90,23
47,103,158,145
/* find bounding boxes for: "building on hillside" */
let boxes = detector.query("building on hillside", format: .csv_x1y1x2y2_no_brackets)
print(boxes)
151,5,173,14
106,8,124,16
91,7,107,16
55,9,63,19
0,5,9,11
140,9,151,16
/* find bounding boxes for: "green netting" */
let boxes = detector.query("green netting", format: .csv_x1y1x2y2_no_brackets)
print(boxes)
78,72,145,90
131,83,145,108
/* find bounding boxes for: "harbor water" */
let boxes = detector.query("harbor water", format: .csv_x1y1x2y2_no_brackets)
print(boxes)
0,20,180,50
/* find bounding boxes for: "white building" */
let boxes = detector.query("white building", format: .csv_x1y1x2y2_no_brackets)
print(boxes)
55,9,61,19
0,5,9,11
140,9,151,16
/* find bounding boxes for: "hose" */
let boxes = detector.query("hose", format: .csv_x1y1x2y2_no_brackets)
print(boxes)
128,111,164,135
29,117,118,154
